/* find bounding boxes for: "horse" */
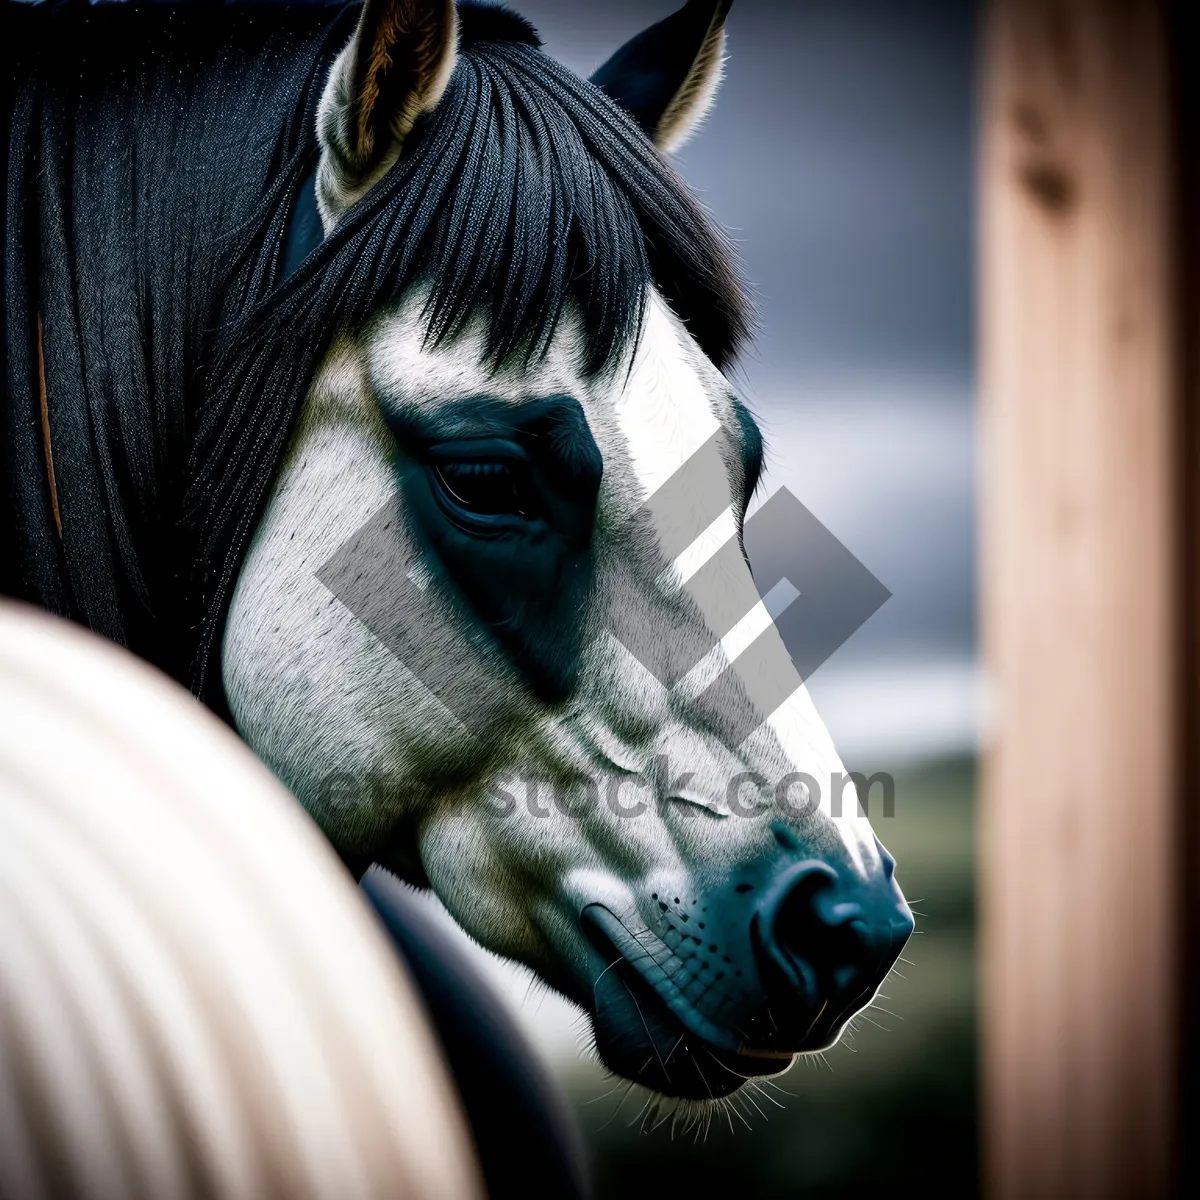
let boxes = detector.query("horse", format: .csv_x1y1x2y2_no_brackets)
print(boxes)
1,0,912,1124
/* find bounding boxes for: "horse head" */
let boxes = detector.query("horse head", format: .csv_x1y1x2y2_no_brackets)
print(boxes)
223,0,913,1102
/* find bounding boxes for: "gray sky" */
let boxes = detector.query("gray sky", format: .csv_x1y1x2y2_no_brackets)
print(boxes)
519,0,975,380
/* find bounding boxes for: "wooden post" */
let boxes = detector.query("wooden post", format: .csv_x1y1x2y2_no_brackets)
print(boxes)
979,1,1183,1196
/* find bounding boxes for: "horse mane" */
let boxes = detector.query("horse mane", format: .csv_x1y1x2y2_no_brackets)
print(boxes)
1,0,750,712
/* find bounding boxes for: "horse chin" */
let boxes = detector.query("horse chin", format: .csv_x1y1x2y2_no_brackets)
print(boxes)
588,949,798,1102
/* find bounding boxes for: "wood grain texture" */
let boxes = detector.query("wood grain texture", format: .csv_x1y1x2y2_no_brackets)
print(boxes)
979,0,1181,1195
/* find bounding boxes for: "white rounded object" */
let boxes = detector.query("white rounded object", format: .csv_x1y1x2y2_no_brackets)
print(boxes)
0,601,482,1200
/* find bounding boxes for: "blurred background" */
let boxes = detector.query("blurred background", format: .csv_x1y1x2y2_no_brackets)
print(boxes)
410,1,982,1194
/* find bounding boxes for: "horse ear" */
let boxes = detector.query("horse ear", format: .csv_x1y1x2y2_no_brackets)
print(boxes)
317,0,458,222
589,0,732,154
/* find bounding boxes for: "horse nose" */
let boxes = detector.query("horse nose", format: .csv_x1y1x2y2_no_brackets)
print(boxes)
753,859,913,1025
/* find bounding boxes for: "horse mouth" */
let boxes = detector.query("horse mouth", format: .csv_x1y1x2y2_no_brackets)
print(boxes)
581,905,800,1100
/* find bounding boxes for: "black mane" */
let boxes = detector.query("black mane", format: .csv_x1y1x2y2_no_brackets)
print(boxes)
1,0,749,710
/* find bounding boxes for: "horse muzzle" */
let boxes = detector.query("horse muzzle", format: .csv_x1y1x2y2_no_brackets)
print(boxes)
579,842,913,1099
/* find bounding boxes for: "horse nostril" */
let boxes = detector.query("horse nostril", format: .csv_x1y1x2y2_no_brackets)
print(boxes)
754,861,912,1012
768,866,865,992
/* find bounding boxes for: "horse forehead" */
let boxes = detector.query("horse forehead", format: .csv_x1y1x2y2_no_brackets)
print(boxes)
614,293,727,502
363,293,594,410
361,290,730,488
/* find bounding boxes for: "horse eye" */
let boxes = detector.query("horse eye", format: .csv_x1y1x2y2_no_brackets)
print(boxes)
433,461,537,519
